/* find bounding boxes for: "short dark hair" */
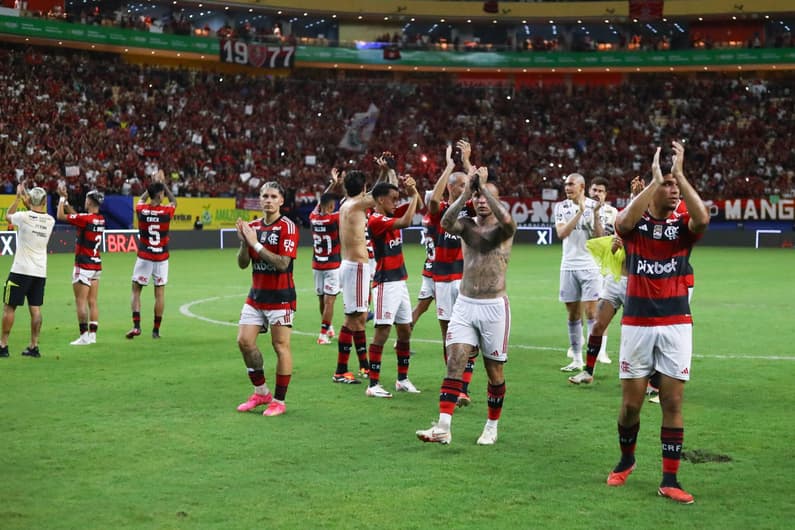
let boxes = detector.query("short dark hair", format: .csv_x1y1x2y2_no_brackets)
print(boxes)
343,170,366,197
371,182,398,199
591,177,609,189
319,193,337,207
147,181,165,198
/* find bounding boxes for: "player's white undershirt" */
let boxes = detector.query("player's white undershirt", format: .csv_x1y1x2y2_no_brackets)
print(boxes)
554,197,600,270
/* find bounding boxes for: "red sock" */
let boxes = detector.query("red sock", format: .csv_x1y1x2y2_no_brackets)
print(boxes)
487,382,505,420
336,326,353,373
368,344,383,384
661,426,684,481
395,340,410,380
353,329,368,368
274,373,291,401
440,378,463,415
247,369,265,387
585,335,601,374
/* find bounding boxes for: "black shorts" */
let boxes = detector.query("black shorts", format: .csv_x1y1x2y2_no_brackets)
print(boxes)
4,272,47,307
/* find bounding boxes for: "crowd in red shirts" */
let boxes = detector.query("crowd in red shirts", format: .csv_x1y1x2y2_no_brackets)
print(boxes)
1,46,793,213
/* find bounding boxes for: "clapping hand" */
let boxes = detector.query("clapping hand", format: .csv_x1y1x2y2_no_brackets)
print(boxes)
651,147,663,185
671,141,685,179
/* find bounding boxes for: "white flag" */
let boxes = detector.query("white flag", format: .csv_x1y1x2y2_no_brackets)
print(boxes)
338,103,379,152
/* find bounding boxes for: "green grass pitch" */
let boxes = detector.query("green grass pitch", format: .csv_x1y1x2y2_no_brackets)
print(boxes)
1,244,793,529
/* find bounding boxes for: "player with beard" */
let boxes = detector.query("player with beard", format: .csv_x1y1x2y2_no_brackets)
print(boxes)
416,166,516,445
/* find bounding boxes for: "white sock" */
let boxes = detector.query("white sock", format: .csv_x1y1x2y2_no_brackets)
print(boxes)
438,413,452,431
586,318,596,341
599,335,609,356
485,419,499,430
567,319,582,357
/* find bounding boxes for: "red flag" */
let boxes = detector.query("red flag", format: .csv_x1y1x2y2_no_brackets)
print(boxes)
629,0,664,21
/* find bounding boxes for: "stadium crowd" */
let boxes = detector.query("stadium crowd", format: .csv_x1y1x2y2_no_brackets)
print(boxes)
1,46,793,216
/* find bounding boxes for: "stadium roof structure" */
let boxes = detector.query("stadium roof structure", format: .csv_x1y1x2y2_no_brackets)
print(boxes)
3,1,794,73
66,0,795,24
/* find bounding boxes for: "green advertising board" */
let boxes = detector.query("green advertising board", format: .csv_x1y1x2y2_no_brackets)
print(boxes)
297,45,795,69
0,14,217,54
1,14,794,69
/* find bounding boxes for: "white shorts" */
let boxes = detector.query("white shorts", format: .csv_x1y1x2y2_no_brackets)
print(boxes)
600,275,627,310
372,280,412,326
369,258,376,280
618,324,692,381
446,294,511,362
559,268,602,303
72,266,101,286
435,279,461,321
238,302,294,331
340,260,370,314
132,258,169,287
417,275,434,300
313,268,341,296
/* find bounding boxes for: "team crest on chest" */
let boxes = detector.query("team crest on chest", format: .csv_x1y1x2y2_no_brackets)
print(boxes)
664,225,679,240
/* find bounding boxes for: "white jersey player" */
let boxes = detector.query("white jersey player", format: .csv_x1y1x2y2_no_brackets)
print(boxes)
554,173,604,372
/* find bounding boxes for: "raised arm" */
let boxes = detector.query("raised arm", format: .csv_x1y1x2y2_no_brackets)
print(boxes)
392,176,421,229
616,148,663,235
429,145,456,215
163,183,177,208
324,167,344,195
475,167,516,239
56,181,75,221
555,195,585,240
236,218,252,269
671,141,709,234
457,139,472,174
154,170,177,207
629,176,644,201
5,184,26,224
408,174,425,211
374,152,398,186
19,181,31,210
441,168,478,235
592,198,605,238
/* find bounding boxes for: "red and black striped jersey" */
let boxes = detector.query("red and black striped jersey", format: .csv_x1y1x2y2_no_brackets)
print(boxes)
420,213,436,279
309,209,341,271
365,208,375,259
136,203,175,262
675,200,695,288
65,213,105,270
245,215,299,311
428,201,464,282
367,212,407,283
619,209,702,326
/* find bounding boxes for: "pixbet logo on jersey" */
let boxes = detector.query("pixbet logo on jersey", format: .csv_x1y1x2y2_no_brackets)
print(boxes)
636,258,678,276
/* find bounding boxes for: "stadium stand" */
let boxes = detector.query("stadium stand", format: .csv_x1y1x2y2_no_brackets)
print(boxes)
1,1,793,222
1,45,792,208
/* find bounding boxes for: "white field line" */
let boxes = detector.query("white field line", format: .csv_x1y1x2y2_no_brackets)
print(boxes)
179,295,794,362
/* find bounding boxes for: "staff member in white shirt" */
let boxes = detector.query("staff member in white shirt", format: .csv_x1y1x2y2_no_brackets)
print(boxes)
554,173,603,372
1,184,56,358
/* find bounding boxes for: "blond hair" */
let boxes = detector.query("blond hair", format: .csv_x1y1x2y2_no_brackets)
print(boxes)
28,187,47,206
